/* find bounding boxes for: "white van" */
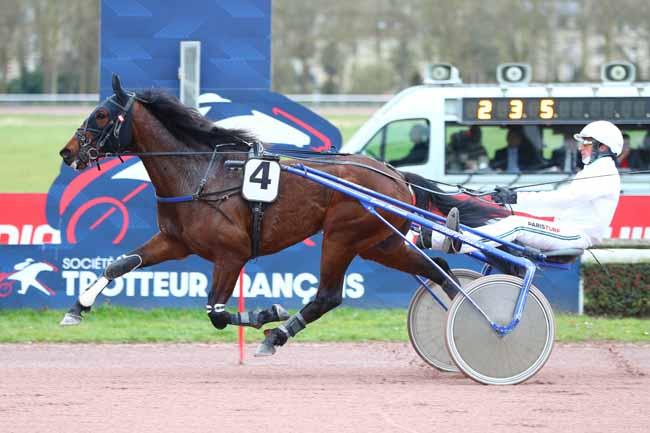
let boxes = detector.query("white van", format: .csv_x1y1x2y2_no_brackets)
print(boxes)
340,82,650,239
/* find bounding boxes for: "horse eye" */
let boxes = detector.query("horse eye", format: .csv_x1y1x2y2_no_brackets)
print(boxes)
96,112,106,119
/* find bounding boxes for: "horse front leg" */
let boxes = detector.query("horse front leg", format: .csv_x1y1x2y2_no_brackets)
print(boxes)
255,240,357,356
204,258,247,330
60,232,189,325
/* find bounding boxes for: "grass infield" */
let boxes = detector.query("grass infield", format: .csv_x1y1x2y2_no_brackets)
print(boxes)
0,112,365,193
1,306,649,343
0,113,86,193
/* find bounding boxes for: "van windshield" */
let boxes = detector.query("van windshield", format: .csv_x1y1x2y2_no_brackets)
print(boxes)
445,122,650,174
361,118,430,168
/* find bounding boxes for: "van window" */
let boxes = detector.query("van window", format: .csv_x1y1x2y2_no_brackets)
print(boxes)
445,122,650,173
446,124,494,173
362,119,430,167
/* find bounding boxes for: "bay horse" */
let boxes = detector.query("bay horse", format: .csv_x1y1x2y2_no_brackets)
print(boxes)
58,75,506,355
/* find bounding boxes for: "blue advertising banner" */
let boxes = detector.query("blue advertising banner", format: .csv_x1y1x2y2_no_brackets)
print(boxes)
100,0,271,97
0,243,580,312
0,0,581,313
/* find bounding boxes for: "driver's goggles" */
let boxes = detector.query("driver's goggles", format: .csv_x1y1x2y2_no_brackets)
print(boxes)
573,134,593,146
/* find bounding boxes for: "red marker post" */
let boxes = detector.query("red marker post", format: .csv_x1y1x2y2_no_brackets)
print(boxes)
238,267,245,364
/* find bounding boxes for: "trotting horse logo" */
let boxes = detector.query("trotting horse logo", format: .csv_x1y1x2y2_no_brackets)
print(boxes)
0,258,58,298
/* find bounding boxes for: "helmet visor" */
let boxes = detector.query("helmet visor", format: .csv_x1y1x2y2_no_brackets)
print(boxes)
573,133,593,145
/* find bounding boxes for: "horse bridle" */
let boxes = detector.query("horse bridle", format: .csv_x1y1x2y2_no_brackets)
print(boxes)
75,93,136,168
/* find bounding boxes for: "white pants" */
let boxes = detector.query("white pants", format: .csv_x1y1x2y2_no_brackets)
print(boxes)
428,215,592,253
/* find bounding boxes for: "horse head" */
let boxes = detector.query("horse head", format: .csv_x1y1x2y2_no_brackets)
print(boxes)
59,74,136,170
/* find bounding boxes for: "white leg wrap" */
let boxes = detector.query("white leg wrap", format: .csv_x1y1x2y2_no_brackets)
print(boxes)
79,276,110,307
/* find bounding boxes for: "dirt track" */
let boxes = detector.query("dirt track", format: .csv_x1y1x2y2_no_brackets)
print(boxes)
1,342,648,433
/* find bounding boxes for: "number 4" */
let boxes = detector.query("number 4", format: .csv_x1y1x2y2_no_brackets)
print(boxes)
249,161,272,190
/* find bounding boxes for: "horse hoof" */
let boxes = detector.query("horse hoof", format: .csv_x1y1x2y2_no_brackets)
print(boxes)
273,304,290,320
254,342,277,357
59,312,83,326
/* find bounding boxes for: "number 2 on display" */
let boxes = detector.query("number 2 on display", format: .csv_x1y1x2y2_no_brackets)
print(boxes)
477,99,493,120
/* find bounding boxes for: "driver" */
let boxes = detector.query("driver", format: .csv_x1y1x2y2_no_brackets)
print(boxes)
419,120,622,253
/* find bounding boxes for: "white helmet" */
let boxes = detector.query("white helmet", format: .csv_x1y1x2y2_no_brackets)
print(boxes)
573,120,623,155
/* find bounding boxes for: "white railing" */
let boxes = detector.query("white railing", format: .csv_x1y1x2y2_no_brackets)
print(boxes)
0,94,98,103
0,93,390,105
287,94,392,105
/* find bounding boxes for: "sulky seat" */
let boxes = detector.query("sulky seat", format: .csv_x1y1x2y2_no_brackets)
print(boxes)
541,248,584,263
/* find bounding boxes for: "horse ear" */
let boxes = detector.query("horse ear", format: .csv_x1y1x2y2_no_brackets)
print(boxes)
112,73,128,104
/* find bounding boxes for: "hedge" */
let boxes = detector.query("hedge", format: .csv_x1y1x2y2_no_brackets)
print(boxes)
583,262,650,316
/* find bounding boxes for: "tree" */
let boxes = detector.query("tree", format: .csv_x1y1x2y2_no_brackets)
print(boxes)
31,0,67,93
0,0,24,92
60,0,99,93
272,0,321,93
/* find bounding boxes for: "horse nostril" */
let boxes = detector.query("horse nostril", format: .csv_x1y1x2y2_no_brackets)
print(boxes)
60,149,71,159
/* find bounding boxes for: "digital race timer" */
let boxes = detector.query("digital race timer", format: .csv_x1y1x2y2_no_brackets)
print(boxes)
462,97,650,124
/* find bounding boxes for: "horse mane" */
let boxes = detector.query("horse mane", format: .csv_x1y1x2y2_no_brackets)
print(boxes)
135,89,257,150
402,171,511,227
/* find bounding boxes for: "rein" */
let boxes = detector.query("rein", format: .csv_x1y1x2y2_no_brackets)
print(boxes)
273,153,650,207
278,152,475,197
100,142,650,205
506,169,650,191
141,143,257,203
100,143,254,158
86,105,650,205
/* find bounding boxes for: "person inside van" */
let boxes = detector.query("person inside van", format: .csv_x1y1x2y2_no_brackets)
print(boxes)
629,131,650,169
550,132,583,172
617,133,632,169
490,127,544,172
447,125,487,172
390,123,429,167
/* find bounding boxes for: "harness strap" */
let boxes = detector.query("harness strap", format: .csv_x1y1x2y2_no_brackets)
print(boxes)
156,186,240,203
156,147,230,203
249,142,266,258
156,194,195,203
250,202,265,258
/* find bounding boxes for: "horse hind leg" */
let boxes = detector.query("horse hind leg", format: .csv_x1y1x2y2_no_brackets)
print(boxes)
359,231,461,299
60,233,189,326
228,304,290,329
255,240,356,356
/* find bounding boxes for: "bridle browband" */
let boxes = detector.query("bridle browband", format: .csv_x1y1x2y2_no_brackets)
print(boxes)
76,93,138,170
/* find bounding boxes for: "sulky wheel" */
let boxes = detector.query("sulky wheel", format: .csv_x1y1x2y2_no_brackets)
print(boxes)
407,268,482,372
445,274,555,385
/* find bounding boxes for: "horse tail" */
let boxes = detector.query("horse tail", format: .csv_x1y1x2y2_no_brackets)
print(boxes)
402,171,511,227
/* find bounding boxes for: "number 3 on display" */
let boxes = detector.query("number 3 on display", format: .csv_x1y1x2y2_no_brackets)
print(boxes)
242,159,281,202
508,99,524,119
